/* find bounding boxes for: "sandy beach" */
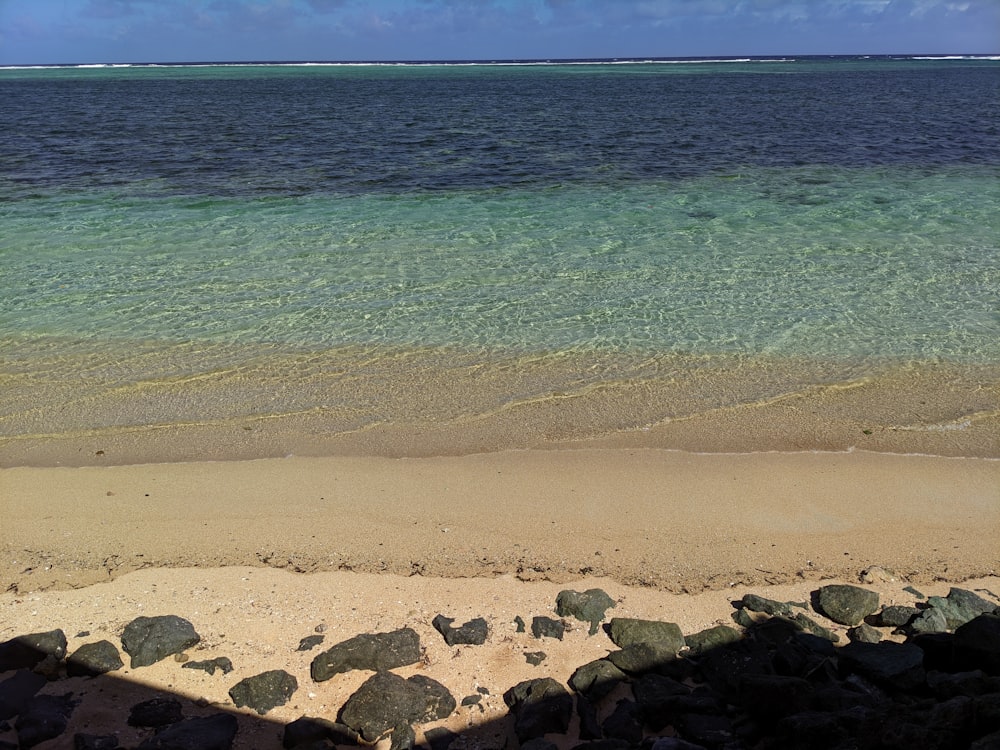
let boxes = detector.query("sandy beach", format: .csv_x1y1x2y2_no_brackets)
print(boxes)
2,447,998,747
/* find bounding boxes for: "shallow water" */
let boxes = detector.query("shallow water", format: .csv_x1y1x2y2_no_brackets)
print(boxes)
1,58,998,462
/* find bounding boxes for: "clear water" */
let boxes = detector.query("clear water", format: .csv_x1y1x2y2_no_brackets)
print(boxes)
1,58,998,461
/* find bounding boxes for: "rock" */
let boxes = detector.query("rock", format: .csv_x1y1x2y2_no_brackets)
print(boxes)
607,642,680,675
182,657,233,676
739,674,814,720
568,659,628,701
955,614,1000,674
684,625,741,656
128,698,183,728
816,585,880,626
15,693,77,749
607,618,684,652
0,670,47,721
229,670,298,715
576,693,601,740
926,588,998,630
120,616,200,668
531,617,564,640
648,739,710,750
555,589,616,636
296,635,324,652
136,713,238,749
911,606,949,634
389,724,415,750
837,641,925,690
310,628,421,682
424,726,459,750
338,671,454,742
632,673,692,730
431,615,489,646
282,716,359,748
675,712,735,747
66,641,123,677
602,699,643,743
519,740,558,750
514,616,526,633
525,652,546,666
878,605,920,627
0,630,68,672
847,623,882,644
740,594,797,618
503,678,572,742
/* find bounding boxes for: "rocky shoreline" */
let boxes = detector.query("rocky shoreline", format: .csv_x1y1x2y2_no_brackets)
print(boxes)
2,573,999,750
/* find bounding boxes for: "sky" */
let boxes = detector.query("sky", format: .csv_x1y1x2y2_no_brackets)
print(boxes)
0,0,997,65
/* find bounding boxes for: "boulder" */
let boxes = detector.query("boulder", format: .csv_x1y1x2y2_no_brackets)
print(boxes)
431,615,488,646
816,585,880,626
0,630,67,672
229,670,298,715
926,588,998,630
684,625,742,656
310,628,421,682
66,641,123,677
608,642,680,675
569,659,628,701
878,605,920,628
607,618,684,652
0,669,47,721
128,698,183,728
502,678,573,741
555,589,616,636
120,616,200,668
338,671,454,742
136,713,237,749
837,641,925,690
15,693,78,749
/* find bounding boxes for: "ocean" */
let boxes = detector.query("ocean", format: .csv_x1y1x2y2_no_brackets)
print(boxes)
1,56,998,464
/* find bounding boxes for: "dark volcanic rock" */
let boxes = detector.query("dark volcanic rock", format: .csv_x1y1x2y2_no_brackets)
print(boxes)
0,630,68,672
607,618,684,652
607,642,680,675
955,614,1000,674
739,674,814,720
66,641,123,677
503,678,573,741
310,628,421,682
182,657,233,676
911,606,949,635
525,652,546,666
282,716,359,748
74,734,121,749
555,589,616,636
837,640,925,690
602,699,643,743
569,659,628,701
15,693,78,749
684,625,742,656
878,605,920,627
120,616,200,668
296,635,325,652
389,724,415,750
229,670,298,715
338,671,455,742
432,615,489,646
847,623,883,644
424,726,459,750
128,698,183,728
927,588,999,630
136,713,238,749
0,670,47,721
740,594,798,618
531,617,565,640
816,585,880,626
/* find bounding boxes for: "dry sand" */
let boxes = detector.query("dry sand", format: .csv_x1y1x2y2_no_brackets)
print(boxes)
1,447,998,748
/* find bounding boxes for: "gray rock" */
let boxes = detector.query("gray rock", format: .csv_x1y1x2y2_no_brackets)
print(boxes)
432,615,488,646
607,618,684,652
128,698,183,728
555,589,616,636
926,588,998,630
502,677,572,742
911,606,949,634
66,641,123,677
0,670,47,721
296,635,325,652
530,616,564,640
684,625,742,656
120,616,200,668
136,713,238,749
282,716,359,748
816,585,880,626
15,693,77,749
182,657,233,676
568,659,628,701
338,671,454,742
837,641,925,690
607,642,679,675
878,605,920,627
0,630,68,672
229,670,298,715
310,628,421,682
847,623,882,644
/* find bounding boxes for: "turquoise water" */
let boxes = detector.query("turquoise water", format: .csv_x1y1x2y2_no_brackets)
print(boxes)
2,165,998,360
